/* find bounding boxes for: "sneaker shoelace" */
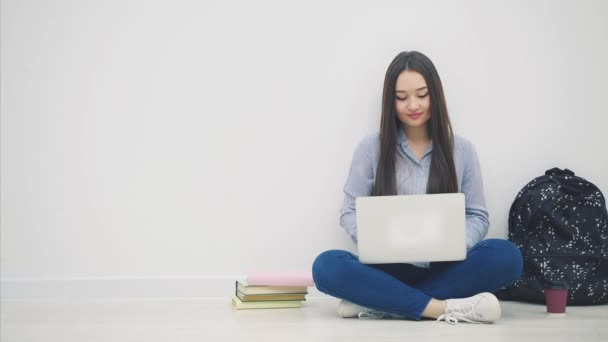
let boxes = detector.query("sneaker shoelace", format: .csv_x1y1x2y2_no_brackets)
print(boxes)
436,302,485,325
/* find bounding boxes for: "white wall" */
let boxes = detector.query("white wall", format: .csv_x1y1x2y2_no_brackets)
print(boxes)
2,0,608,298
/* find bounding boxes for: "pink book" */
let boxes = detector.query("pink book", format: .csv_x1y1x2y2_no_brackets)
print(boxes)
244,271,314,287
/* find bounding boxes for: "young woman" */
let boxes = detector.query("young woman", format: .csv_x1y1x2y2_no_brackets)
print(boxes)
312,51,523,324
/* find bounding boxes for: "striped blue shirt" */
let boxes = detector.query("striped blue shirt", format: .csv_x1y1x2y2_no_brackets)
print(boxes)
339,126,490,267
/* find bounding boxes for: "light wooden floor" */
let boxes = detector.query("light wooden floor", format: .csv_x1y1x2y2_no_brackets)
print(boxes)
2,297,607,341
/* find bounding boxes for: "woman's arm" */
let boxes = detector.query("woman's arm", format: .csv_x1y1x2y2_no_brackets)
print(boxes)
461,142,490,250
339,135,376,244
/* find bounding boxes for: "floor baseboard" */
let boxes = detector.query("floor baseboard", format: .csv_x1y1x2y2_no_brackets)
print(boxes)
1,276,325,300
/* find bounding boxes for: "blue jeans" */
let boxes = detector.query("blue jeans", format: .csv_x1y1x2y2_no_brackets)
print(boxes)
312,239,523,320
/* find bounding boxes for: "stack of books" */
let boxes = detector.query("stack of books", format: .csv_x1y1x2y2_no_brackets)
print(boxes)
232,271,314,310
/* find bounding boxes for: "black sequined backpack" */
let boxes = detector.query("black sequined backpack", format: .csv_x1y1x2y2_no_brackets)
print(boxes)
497,168,608,305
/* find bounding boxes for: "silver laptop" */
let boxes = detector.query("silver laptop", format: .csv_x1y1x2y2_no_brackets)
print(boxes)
356,193,466,264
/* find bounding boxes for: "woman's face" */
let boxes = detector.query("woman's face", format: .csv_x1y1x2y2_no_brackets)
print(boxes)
394,70,431,131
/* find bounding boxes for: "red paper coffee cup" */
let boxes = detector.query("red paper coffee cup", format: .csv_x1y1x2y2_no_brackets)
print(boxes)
544,280,568,314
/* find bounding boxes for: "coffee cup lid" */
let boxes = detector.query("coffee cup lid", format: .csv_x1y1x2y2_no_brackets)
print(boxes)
545,280,569,289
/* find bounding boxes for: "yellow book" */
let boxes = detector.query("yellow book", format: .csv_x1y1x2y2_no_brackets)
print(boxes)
236,290,306,302
231,296,303,310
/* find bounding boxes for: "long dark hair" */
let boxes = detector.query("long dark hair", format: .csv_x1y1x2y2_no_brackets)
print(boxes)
373,51,458,196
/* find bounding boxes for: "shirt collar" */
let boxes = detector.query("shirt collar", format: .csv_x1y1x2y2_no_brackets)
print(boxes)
398,125,408,147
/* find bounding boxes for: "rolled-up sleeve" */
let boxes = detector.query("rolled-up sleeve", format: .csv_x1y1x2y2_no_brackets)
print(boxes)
339,136,376,244
461,142,490,250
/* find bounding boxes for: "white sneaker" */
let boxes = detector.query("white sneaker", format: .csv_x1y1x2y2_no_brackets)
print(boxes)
437,292,501,324
337,300,406,319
